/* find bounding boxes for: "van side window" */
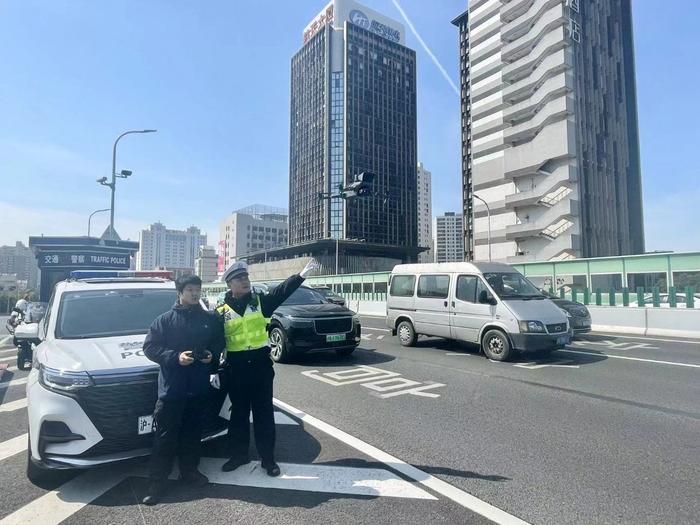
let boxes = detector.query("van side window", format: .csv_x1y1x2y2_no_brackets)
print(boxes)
456,275,477,302
390,275,416,297
417,275,450,299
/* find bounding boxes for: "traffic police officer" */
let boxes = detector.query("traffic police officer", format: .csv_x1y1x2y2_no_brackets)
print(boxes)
216,258,319,476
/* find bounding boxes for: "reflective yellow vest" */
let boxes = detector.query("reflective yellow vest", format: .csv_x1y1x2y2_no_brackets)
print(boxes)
216,295,270,352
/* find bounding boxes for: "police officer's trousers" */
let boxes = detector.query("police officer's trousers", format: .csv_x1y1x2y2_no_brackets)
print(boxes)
149,396,204,481
224,350,276,463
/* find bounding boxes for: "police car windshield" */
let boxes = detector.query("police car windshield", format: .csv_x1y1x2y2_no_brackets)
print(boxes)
56,289,177,339
282,287,326,305
483,272,542,299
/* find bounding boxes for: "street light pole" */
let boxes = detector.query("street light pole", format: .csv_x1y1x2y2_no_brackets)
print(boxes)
108,129,157,237
473,194,491,262
88,208,111,237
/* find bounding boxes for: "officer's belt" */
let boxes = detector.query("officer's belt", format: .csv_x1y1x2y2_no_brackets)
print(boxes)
225,346,270,363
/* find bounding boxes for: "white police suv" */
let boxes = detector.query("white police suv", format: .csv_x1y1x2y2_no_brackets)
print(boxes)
26,270,227,483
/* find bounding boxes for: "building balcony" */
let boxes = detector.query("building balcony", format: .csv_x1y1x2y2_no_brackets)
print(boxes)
502,0,562,43
505,198,579,241
501,5,567,65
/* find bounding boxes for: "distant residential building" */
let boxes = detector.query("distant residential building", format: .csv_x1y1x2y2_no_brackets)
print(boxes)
219,205,288,267
0,242,38,288
434,213,464,263
195,246,218,283
417,162,433,263
453,0,644,262
136,223,207,271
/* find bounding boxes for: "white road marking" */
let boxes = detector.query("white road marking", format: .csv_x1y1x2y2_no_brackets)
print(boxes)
0,397,27,413
590,333,700,346
0,377,28,388
0,348,16,357
513,360,579,370
0,433,27,462
0,355,16,363
0,466,128,525
193,458,436,500
559,349,700,369
363,327,391,332
273,398,531,525
376,335,385,340
445,353,473,356
0,336,13,347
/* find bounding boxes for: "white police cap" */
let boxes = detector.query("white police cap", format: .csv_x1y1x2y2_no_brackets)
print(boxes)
223,260,249,282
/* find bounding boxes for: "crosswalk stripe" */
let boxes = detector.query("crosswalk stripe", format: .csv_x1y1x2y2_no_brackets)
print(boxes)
0,355,16,363
0,466,128,525
0,398,27,413
0,377,27,389
192,458,437,499
0,434,27,462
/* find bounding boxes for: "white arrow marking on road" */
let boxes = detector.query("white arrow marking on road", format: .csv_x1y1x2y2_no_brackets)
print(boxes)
361,334,372,340
193,459,436,500
273,398,531,525
0,397,27,413
376,335,385,340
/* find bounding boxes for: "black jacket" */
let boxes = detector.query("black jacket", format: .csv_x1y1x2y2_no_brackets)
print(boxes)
224,274,305,318
144,303,225,400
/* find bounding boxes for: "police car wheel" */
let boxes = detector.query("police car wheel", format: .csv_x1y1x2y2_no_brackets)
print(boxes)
269,327,291,363
481,329,512,361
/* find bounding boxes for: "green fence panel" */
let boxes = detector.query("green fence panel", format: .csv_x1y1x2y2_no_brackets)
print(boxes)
686,287,695,309
636,287,645,307
622,288,629,306
583,288,590,305
608,289,616,307
651,287,660,308
559,288,565,299
669,286,677,308
595,289,602,306
571,289,578,303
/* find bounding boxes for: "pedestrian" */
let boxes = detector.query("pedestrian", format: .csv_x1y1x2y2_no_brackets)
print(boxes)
142,274,225,505
216,258,319,476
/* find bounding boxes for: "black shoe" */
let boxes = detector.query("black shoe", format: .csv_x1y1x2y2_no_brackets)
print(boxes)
142,481,166,506
222,456,249,472
261,460,281,477
179,470,209,487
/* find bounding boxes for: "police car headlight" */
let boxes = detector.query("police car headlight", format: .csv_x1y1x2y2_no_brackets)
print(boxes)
39,365,94,392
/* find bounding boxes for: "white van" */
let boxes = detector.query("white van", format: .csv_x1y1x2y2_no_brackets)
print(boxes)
386,262,570,361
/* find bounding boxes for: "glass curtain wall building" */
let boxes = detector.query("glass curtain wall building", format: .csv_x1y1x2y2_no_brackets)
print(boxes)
290,0,418,257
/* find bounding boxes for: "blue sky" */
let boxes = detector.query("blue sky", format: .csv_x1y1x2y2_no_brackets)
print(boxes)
1,0,698,252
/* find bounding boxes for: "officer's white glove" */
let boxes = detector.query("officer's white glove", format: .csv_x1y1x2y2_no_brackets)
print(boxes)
210,374,220,390
300,258,320,279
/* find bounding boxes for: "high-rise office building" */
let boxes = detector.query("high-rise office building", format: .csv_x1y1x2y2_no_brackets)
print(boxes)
453,0,644,263
136,223,206,271
434,213,465,263
417,162,433,263
219,205,288,267
289,0,418,260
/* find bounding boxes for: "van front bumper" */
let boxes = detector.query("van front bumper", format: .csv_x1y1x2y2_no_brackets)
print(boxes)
511,333,570,352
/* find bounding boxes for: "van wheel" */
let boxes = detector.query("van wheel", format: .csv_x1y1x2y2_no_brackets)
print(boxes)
397,321,417,347
269,327,291,363
482,330,512,361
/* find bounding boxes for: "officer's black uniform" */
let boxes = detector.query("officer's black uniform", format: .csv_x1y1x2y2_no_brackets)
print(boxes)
143,302,224,483
222,274,304,469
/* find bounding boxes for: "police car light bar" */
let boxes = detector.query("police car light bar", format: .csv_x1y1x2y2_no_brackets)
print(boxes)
69,270,173,279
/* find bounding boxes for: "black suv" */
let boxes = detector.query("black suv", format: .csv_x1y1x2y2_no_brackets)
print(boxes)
258,285,361,362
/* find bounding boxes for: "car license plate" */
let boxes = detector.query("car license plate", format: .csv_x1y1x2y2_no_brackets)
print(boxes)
326,333,346,343
556,335,570,346
138,415,156,435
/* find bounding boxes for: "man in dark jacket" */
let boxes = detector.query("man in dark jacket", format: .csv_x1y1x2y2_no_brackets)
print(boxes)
142,274,225,505
216,258,318,476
